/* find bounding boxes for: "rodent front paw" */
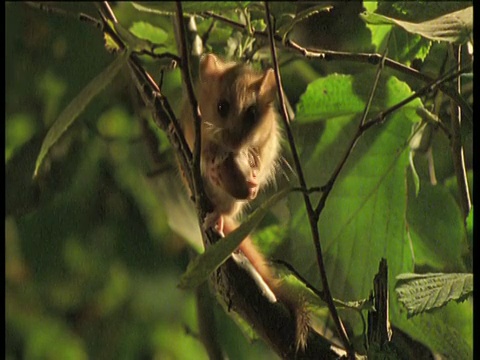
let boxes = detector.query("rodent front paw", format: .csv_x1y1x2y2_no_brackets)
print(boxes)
203,212,225,237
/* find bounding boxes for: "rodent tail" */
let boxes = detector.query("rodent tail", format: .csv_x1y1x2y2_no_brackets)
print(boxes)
223,216,311,350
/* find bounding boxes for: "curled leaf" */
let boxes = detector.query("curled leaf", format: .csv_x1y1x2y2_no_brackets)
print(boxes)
361,7,472,44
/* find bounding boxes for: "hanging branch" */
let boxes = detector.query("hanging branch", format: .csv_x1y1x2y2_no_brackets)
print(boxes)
263,3,354,358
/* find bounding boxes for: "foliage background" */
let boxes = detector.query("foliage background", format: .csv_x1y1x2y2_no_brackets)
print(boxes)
6,2,472,359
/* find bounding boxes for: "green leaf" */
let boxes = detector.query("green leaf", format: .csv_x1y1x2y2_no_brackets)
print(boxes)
393,301,472,359
6,113,37,162
395,272,473,316
33,50,130,178
113,22,155,53
178,187,292,290
289,71,422,332
406,183,467,271
251,224,286,257
388,28,431,66
295,74,368,122
361,7,473,44
129,21,168,45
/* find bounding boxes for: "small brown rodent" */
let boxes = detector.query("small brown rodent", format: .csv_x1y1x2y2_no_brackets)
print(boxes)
180,54,281,225
179,54,308,348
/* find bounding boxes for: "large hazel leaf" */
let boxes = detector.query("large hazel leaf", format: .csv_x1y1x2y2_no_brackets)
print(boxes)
290,70,422,307
288,70,471,357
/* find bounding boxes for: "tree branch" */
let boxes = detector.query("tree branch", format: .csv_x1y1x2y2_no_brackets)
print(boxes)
175,2,213,222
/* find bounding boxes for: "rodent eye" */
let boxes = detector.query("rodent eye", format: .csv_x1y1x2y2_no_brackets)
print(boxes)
217,100,230,118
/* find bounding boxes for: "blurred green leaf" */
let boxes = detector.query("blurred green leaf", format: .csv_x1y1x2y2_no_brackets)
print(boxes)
34,50,130,178
6,113,37,162
129,21,168,44
96,106,137,140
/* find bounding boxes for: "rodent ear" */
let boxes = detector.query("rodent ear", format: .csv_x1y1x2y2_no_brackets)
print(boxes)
258,69,277,104
200,54,222,81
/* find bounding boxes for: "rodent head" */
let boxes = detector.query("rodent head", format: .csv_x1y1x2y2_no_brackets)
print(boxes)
198,54,277,152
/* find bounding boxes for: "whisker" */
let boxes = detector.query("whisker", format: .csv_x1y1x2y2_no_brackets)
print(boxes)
278,156,296,183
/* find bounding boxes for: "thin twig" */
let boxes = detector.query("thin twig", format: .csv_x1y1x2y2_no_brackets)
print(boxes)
127,51,195,196
359,65,471,133
449,45,471,220
263,3,354,357
175,2,213,221
314,60,471,217
26,2,102,29
96,1,195,193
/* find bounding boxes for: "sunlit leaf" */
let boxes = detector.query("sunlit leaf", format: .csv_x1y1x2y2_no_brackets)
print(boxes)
289,70,422,332
295,74,367,122
387,28,431,66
